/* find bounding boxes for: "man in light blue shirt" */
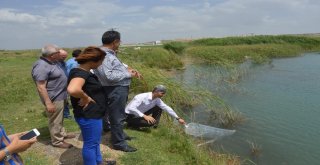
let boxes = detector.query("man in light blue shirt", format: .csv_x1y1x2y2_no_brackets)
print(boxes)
66,49,81,75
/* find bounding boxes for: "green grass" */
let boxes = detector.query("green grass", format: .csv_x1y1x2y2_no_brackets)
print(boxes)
0,48,239,165
20,150,51,165
122,121,238,165
0,50,78,164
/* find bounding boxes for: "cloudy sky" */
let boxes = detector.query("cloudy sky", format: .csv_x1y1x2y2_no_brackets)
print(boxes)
0,0,319,50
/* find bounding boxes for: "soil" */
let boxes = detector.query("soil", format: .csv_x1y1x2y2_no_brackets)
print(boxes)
32,131,123,165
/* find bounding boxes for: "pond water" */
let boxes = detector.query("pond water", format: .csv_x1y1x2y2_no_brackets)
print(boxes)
176,53,320,165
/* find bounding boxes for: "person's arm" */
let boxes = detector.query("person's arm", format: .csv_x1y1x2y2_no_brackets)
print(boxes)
157,99,186,125
35,81,55,113
101,58,132,83
127,97,156,124
0,133,37,161
126,97,145,117
67,77,95,108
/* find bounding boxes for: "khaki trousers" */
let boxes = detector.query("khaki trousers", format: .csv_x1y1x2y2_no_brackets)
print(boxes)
46,100,67,146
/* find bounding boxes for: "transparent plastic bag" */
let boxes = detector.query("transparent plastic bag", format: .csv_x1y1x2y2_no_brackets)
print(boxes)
185,122,235,139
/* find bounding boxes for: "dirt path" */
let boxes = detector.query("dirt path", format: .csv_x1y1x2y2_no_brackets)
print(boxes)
32,131,123,165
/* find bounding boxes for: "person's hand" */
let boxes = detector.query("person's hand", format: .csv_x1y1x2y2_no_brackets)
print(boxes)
178,118,186,125
7,135,37,154
143,115,156,124
79,96,95,109
8,132,27,141
46,102,56,113
128,68,136,77
134,70,143,79
128,68,143,79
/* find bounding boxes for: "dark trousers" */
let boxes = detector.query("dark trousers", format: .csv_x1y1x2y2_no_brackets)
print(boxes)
126,106,163,128
103,86,128,148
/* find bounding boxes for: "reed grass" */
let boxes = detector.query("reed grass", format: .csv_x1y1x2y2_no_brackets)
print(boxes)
247,140,262,157
191,35,320,48
163,41,188,54
120,47,183,70
186,44,307,65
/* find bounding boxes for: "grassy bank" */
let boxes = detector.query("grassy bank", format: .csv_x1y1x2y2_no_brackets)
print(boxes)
0,49,239,164
2,35,317,164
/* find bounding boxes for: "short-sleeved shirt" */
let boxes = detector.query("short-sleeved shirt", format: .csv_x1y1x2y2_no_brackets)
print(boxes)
68,68,107,119
66,58,78,75
31,57,67,103
0,125,23,165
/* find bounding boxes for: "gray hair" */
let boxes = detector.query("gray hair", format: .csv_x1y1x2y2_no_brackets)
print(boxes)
41,44,60,57
153,85,166,93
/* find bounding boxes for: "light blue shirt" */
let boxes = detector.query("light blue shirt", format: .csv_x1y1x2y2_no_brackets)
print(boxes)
66,57,78,75
93,47,131,86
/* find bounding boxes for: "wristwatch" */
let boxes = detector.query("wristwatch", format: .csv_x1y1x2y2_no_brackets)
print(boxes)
176,117,181,120
3,147,11,161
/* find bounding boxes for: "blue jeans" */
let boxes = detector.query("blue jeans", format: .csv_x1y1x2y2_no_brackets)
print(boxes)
103,86,128,148
63,99,71,117
76,118,103,165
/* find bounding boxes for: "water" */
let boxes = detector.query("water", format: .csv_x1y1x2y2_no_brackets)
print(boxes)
176,53,320,165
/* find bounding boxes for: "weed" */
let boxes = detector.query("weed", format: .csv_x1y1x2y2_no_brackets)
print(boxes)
247,140,262,157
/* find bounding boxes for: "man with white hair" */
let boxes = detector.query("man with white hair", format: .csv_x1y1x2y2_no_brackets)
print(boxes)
125,85,186,128
31,44,74,149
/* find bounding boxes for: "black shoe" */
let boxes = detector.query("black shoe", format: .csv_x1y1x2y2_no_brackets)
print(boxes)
113,145,137,152
103,127,111,133
125,136,136,141
106,160,116,165
99,160,116,165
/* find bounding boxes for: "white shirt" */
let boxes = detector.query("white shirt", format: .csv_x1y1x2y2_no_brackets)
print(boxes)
125,92,179,119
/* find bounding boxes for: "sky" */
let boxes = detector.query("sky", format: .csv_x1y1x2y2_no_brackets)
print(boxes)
0,0,319,50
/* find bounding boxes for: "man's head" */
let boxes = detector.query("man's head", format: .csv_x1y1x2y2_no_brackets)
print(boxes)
41,44,60,61
58,49,68,61
72,49,82,58
152,85,167,98
101,29,121,51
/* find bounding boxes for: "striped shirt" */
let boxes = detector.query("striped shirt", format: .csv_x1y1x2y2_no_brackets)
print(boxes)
93,47,132,86
0,125,23,165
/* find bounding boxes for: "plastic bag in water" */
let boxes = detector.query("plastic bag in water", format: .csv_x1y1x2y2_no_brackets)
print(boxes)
185,122,236,140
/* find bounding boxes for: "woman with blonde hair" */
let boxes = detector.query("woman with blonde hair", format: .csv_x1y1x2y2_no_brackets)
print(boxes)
67,46,107,165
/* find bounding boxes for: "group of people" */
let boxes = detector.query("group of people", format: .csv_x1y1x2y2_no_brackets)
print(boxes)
0,30,185,165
